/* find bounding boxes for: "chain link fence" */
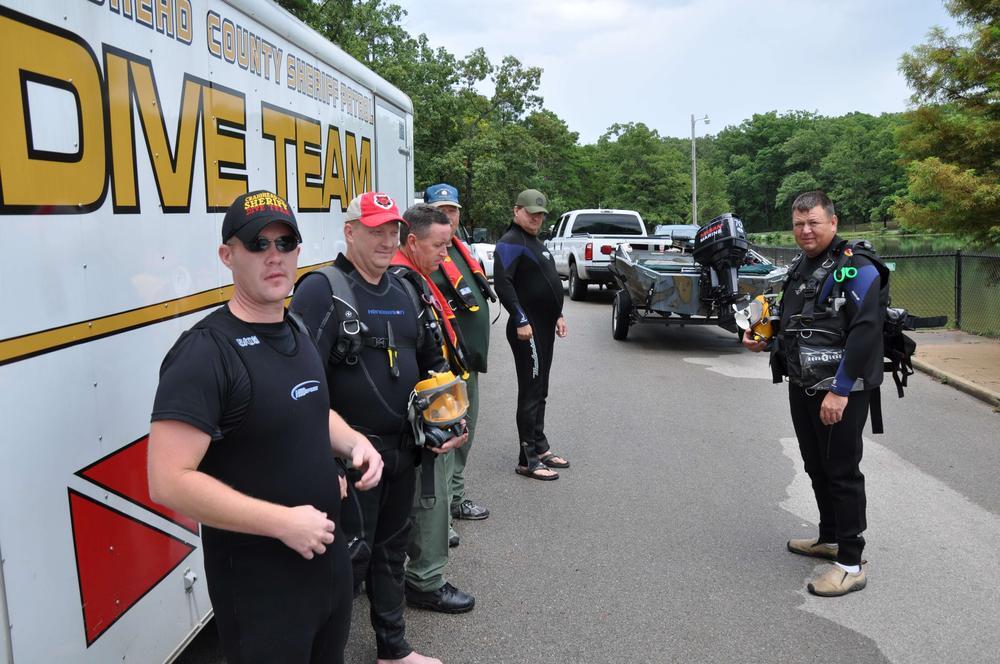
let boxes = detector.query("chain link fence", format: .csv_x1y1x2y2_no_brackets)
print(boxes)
754,246,1000,338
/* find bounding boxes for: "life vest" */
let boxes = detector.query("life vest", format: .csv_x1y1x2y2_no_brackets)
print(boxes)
772,239,946,434
436,237,496,311
387,256,471,379
775,239,887,390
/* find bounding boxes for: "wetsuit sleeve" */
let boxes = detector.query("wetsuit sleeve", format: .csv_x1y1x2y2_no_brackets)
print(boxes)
493,236,530,327
289,272,334,339
151,329,249,438
830,257,883,396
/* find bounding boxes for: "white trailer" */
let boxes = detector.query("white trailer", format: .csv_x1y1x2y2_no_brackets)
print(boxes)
0,1,413,661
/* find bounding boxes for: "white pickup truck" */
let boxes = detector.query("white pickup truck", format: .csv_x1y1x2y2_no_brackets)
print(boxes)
545,209,655,300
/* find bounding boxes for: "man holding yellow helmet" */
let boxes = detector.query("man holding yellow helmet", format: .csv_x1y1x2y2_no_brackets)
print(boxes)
291,192,463,664
390,203,477,615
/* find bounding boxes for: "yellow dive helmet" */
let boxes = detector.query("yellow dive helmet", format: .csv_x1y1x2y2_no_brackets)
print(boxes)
733,293,780,343
413,371,469,427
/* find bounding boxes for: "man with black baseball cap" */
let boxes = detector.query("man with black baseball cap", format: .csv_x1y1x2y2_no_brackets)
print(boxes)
291,191,458,664
149,190,384,663
494,189,570,481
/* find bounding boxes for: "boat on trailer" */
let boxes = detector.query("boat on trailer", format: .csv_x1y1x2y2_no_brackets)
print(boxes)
608,213,788,340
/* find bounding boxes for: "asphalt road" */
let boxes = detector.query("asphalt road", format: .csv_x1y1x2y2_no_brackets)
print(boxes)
178,286,1000,664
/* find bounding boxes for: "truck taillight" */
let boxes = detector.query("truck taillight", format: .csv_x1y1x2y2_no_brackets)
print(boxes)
600,245,614,255
585,243,593,260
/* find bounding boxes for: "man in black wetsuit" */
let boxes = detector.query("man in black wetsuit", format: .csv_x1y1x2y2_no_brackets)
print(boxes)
290,191,464,664
494,189,570,481
743,190,883,597
148,190,384,664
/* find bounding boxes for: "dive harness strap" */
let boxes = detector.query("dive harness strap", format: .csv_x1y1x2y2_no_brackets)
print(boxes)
389,264,471,378
775,241,889,431
296,265,426,370
406,389,440,508
296,266,366,366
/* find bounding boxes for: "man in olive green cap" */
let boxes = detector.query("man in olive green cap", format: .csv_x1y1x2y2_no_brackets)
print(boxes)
493,189,570,481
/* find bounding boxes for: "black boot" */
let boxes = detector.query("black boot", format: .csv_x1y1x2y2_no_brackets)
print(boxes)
405,582,475,613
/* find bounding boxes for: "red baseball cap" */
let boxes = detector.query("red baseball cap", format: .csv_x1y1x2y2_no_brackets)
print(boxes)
345,191,407,227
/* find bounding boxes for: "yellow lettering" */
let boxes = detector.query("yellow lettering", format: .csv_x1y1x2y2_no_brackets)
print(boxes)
0,13,106,210
222,18,235,63
344,132,371,202
206,11,221,57
203,85,247,210
236,27,249,70
136,0,153,28
154,0,173,36
105,50,138,209
249,33,260,74
175,0,192,43
129,61,201,209
296,117,323,210
261,103,296,200
322,126,346,211
111,0,135,19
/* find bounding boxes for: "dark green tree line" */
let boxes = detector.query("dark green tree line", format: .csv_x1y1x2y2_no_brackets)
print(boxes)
276,0,991,244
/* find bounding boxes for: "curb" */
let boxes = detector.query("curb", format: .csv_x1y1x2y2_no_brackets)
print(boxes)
911,357,1000,409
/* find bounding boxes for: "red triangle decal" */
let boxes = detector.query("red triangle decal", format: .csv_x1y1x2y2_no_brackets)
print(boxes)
69,490,195,645
78,436,199,534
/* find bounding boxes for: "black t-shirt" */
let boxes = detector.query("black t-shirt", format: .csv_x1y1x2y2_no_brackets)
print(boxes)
151,307,296,439
150,305,344,554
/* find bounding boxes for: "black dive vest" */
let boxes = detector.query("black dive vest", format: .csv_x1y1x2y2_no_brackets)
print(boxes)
194,307,341,553
774,239,887,392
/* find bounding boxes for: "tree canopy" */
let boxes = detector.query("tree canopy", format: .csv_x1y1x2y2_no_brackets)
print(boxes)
893,0,1000,245
276,0,995,245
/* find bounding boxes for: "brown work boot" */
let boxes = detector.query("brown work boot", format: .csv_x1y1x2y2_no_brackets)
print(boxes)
787,537,838,561
807,564,867,597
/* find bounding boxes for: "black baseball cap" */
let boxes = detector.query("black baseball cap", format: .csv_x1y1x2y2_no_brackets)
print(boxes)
221,190,302,243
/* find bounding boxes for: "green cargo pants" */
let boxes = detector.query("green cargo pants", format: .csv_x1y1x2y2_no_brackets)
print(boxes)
449,371,479,509
405,448,453,592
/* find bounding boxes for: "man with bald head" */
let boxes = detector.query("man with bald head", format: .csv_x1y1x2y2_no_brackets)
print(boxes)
291,192,460,664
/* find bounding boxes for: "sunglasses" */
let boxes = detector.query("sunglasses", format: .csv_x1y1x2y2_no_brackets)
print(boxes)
241,235,299,253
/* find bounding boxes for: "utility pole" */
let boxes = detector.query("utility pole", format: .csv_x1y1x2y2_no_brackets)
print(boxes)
691,113,709,225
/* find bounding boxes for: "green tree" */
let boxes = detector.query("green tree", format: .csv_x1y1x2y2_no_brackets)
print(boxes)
820,114,905,229
714,111,818,231
775,171,822,213
592,123,689,224
893,0,1000,245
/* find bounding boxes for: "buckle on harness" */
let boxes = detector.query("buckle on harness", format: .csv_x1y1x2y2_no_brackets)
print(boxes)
343,319,361,336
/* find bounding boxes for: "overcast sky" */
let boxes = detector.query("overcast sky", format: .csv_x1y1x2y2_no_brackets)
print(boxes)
391,0,959,143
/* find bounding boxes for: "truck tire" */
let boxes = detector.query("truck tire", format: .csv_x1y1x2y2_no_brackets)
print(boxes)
568,261,588,301
612,289,632,340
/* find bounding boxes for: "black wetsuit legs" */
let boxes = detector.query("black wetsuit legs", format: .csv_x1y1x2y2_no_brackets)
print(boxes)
206,538,352,664
341,442,415,660
507,319,555,465
788,385,869,566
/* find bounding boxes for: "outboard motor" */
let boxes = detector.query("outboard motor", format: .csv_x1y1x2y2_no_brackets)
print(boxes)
693,213,750,306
